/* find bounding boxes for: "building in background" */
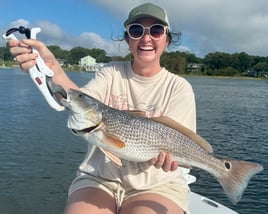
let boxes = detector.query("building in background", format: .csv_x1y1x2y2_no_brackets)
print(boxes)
79,55,102,72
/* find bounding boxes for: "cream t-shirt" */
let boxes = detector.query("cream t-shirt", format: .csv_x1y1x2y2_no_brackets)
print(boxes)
79,61,196,189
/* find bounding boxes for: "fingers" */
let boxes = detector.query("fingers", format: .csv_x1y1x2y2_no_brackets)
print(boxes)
7,39,27,47
8,39,40,72
151,152,178,172
170,161,179,172
12,47,38,72
15,51,38,63
154,152,166,169
18,54,39,71
9,42,31,56
7,39,20,47
21,39,46,51
8,39,45,55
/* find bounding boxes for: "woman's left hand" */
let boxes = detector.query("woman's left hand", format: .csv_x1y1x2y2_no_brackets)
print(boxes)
149,152,178,172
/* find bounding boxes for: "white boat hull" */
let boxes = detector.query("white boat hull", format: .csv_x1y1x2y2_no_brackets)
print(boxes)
189,191,238,214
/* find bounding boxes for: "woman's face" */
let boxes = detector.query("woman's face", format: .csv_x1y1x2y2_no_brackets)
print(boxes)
126,18,170,65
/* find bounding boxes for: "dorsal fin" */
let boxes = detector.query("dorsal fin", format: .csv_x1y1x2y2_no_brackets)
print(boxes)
125,110,213,153
150,116,213,153
124,110,147,117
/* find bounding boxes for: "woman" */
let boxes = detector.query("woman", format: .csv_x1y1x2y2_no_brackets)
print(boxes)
8,3,196,214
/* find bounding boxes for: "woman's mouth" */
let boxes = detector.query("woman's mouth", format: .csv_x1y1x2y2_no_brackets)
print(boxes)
139,46,154,51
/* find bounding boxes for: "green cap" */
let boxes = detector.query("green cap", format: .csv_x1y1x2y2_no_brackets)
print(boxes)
124,3,170,28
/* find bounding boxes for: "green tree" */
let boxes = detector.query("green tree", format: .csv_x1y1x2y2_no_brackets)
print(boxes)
232,52,253,72
69,46,90,64
161,51,186,74
123,53,134,61
48,45,64,58
0,46,13,61
204,52,231,70
218,66,239,76
253,62,268,72
88,48,111,63
111,56,125,61
179,51,202,64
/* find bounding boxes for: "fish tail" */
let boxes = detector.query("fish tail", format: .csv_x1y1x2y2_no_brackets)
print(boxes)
217,159,263,204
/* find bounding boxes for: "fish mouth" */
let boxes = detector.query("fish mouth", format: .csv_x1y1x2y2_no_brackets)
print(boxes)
71,125,99,135
46,77,67,99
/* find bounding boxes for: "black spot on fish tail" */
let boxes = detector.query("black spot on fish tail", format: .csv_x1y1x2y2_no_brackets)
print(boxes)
224,161,231,170
217,159,263,204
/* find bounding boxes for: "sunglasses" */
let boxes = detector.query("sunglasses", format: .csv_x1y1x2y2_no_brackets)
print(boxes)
126,23,167,40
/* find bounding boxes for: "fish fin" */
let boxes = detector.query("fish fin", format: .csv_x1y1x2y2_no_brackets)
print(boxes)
151,116,213,153
216,159,263,204
178,164,192,169
124,110,147,117
102,131,126,148
99,148,122,167
124,111,213,153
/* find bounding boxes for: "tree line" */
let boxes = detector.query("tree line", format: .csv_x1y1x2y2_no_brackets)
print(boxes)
1,45,268,77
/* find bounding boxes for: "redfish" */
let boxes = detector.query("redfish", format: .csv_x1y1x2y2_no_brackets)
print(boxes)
60,89,263,204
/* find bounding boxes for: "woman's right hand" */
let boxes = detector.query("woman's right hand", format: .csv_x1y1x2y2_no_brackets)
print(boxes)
8,39,63,76
8,39,79,90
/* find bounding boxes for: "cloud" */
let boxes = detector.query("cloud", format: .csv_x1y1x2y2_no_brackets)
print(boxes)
79,32,128,56
10,19,30,28
170,0,268,56
1,19,128,56
2,0,267,57
89,0,268,57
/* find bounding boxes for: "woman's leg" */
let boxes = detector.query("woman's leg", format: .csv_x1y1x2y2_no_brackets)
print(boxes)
119,193,185,214
64,187,117,214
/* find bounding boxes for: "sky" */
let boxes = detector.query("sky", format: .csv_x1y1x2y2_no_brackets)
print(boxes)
1,0,268,58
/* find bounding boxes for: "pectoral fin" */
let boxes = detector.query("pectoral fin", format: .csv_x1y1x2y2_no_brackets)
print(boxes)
99,148,122,167
102,131,126,148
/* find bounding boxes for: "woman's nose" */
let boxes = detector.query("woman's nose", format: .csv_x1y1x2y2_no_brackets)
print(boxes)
141,29,151,40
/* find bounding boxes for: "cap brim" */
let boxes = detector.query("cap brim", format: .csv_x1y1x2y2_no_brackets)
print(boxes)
124,14,168,27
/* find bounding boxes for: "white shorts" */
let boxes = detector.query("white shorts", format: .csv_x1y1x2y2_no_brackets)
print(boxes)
68,173,190,213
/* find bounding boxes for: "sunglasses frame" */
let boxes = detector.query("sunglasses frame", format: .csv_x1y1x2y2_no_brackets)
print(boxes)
126,23,167,40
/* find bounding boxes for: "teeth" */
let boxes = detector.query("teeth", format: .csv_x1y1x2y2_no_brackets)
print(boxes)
140,46,153,51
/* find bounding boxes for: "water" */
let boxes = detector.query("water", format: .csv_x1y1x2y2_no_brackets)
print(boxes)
0,69,267,214
187,77,268,213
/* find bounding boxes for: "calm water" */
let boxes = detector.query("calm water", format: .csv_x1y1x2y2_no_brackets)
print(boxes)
0,69,267,214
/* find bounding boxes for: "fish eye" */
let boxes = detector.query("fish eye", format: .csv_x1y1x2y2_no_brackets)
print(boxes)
224,161,231,170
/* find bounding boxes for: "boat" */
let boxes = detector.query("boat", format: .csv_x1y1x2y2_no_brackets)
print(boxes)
182,168,238,213
189,191,238,214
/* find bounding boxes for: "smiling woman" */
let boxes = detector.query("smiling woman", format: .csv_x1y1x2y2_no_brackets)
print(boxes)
7,2,195,214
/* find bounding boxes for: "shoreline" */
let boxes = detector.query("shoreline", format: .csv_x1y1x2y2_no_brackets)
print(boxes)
181,74,267,81
1,66,267,80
